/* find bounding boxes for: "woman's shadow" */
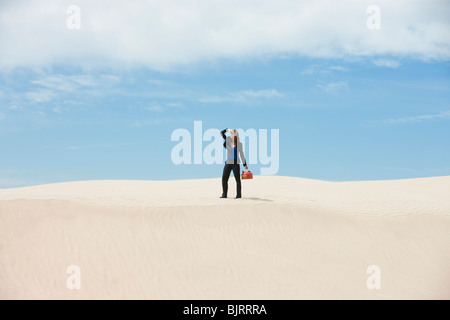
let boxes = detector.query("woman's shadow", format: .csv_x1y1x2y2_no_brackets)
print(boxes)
244,197,273,202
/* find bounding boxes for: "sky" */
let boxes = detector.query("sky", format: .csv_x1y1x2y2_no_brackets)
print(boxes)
0,0,449,188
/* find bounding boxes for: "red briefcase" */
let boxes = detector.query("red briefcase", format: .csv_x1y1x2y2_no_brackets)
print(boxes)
241,170,253,180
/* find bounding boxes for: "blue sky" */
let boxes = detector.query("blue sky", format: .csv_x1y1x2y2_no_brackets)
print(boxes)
0,0,449,187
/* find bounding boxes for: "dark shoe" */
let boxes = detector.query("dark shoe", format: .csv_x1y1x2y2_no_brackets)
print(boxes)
220,194,227,198
235,195,242,199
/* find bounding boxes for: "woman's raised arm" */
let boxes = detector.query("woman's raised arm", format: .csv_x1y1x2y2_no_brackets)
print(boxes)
220,128,228,140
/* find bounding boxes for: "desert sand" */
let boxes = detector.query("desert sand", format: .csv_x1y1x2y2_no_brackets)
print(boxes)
0,175,449,299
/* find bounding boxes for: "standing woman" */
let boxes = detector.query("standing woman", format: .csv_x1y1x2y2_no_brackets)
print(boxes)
220,128,248,199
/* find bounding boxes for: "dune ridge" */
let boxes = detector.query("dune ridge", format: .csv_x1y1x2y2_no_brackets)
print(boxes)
1,176,449,299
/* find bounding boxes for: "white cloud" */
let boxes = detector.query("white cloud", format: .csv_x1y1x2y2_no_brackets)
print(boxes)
316,81,349,95
329,66,349,72
31,74,120,92
52,106,69,114
374,110,450,125
302,64,349,74
146,102,164,112
239,89,284,99
0,0,449,70
198,89,284,103
166,102,184,108
373,59,401,68
67,142,138,150
130,117,185,127
21,73,122,107
148,79,171,86
145,101,185,112
25,89,56,103
32,76,80,91
198,96,228,104
302,65,324,75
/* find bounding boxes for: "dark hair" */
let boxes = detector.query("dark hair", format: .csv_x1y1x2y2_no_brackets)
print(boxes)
234,135,238,145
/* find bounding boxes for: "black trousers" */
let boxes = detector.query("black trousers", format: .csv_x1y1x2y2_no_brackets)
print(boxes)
222,163,241,197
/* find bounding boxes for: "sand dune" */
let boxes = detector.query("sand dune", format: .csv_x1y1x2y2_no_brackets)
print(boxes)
0,176,449,299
